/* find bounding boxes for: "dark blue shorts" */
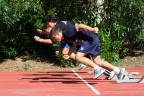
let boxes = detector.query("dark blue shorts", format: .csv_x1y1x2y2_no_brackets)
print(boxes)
77,36,100,56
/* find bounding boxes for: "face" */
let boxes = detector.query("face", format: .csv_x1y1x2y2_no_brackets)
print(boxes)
47,22,56,28
43,27,52,35
51,32,63,42
43,22,56,34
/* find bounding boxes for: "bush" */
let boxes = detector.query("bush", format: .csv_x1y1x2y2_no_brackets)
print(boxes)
99,30,123,65
0,0,143,67
0,0,44,59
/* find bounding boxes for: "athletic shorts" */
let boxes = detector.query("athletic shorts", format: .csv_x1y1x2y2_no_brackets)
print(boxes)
77,37,100,56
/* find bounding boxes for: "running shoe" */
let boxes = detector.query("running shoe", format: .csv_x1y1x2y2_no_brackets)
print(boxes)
88,68,115,80
93,68,106,79
117,68,125,80
107,71,115,80
78,63,86,70
89,69,110,76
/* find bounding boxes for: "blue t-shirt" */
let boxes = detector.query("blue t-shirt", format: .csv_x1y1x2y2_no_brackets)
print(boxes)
56,21,100,55
56,21,77,41
60,41,70,49
56,21,98,43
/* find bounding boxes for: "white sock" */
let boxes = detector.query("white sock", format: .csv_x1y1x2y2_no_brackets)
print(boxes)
114,67,120,74
94,65,101,70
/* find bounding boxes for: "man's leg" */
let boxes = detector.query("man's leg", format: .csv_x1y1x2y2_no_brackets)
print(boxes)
75,52,96,68
92,55,125,80
65,51,114,79
75,52,107,79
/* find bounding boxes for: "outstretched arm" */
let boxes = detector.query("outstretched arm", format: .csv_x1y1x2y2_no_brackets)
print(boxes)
36,29,50,35
34,36,53,44
75,24,99,33
62,44,76,60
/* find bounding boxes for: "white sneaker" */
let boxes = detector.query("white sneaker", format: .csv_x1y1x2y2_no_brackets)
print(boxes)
78,64,86,70
93,68,106,79
107,71,115,80
117,68,125,80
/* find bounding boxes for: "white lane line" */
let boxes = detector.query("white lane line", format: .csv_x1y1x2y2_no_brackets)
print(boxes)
72,69,101,95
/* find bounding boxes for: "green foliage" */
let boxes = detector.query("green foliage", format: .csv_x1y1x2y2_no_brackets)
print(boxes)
0,0,44,59
52,43,77,67
102,0,144,46
56,53,77,67
99,30,122,65
0,0,143,67
1,46,17,58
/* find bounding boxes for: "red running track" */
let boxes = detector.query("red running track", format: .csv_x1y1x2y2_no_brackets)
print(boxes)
0,68,144,96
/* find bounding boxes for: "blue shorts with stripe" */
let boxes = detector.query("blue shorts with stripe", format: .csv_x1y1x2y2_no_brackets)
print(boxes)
77,36,100,56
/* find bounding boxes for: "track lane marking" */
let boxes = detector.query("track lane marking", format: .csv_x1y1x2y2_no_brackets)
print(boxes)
72,69,101,95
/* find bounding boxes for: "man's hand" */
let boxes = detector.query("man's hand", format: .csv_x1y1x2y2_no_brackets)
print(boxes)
63,54,70,60
93,27,99,33
36,29,43,33
34,36,41,42
55,51,60,55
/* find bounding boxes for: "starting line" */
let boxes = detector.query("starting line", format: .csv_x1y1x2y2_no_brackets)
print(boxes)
72,69,101,95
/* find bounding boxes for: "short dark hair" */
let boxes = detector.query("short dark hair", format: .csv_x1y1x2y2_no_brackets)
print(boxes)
42,15,58,23
50,26,62,37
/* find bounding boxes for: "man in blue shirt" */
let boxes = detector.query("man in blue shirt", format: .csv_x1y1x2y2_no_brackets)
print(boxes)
50,23,125,80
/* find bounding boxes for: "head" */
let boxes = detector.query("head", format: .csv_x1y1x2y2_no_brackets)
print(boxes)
50,26,63,42
42,25,52,35
42,15,58,28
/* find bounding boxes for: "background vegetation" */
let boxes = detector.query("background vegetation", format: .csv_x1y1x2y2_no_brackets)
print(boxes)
0,0,143,67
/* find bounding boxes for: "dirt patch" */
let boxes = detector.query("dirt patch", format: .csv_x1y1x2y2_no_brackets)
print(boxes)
0,57,74,72
121,50,144,68
0,50,143,72
121,55,144,68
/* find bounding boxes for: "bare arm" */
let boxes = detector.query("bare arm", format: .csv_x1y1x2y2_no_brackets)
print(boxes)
34,36,53,44
75,24,99,33
55,48,62,55
36,29,49,35
62,43,76,60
